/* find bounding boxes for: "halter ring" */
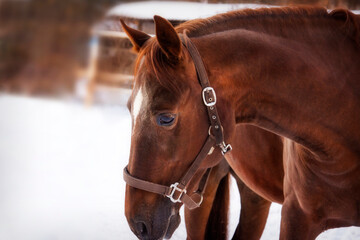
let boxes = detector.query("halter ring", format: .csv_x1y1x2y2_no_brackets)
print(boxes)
208,125,224,136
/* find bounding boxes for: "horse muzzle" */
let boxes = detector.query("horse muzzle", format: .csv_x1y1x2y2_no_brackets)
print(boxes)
125,190,181,240
128,211,180,240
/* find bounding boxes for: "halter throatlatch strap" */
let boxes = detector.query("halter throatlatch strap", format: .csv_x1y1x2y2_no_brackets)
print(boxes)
123,30,232,209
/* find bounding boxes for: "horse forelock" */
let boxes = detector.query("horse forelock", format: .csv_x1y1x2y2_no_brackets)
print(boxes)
134,38,188,98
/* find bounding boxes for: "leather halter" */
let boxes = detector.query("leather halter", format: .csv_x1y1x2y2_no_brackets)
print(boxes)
123,32,232,210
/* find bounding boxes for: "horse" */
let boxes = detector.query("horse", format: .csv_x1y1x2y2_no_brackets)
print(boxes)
121,6,360,240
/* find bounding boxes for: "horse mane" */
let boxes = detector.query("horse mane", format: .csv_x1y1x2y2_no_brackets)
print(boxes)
177,6,360,43
135,6,360,94
177,6,328,36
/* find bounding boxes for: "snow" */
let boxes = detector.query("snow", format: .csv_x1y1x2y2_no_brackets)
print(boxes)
106,1,271,21
106,2,360,22
1,94,360,239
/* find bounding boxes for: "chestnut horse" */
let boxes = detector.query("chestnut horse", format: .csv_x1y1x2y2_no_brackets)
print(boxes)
122,6,360,240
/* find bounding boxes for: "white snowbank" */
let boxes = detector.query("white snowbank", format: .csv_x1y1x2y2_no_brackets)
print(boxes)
106,1,360,22
106,1,271,21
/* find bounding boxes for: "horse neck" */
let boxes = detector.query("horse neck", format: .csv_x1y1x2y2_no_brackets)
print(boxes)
192,26,360,161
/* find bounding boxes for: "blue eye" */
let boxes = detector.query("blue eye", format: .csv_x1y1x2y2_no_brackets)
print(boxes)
157,113,176,126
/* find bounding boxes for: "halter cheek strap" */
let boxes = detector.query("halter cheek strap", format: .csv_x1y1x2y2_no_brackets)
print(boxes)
123,31,232,209
179,32,232,153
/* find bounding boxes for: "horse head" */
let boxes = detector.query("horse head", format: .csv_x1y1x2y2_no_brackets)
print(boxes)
121,16,235,239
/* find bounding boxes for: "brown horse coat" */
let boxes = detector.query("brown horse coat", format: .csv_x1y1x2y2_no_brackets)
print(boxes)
123,6,360,240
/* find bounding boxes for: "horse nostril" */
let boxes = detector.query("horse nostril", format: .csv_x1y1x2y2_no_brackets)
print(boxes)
136,221,149,237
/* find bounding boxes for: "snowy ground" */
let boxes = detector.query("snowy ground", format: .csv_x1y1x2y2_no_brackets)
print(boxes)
1,93,360,240
107,2,270,21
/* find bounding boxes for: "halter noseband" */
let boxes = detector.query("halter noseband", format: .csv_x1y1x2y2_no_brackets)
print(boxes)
123,32,232,210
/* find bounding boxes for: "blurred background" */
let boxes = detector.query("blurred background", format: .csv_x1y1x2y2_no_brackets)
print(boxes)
1,1,360,240
0,0,359,97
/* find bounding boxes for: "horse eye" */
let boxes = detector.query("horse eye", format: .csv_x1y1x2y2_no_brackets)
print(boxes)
157,113,176,126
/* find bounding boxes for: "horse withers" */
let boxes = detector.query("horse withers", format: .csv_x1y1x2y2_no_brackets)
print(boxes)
122,6,360,240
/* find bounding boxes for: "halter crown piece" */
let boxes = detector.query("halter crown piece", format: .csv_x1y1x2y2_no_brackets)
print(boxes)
123,31,232,209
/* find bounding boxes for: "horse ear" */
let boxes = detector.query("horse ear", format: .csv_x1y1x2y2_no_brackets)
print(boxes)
120,19,151,52
153,15,181,59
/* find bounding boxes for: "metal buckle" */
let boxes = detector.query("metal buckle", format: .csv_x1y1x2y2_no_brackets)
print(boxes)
202,87,217,107
166,183,187,203
220,142,232,155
